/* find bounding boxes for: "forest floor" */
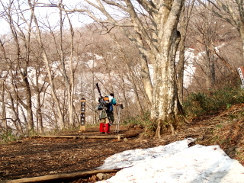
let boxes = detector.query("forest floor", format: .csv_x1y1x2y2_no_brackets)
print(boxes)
0,103,243,183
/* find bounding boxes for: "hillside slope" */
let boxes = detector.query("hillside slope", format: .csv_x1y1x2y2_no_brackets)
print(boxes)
160,103,244,165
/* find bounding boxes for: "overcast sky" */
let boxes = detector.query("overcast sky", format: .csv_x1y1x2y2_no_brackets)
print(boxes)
0,0,94,35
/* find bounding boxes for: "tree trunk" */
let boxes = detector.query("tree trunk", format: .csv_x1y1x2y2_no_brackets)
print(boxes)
92,58,96,124
141,57,153,104
120,73,130,117
239,23,244,64
127,71,144,114
36,70,44,133
151,48,182,137
59,1,74,127
1,81,7,130
204,44,216,89
151,0,185,137
8,91,23,134
37,90,43,133
177,37,185,104
22,71,34,132
177,1,195,104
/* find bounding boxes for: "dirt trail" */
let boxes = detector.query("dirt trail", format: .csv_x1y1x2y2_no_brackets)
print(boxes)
1,104,243,182
0,127,152,181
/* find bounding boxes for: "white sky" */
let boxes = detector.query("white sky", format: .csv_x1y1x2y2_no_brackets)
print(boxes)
0,0,93,35
0,0,129,35
97,138,244,183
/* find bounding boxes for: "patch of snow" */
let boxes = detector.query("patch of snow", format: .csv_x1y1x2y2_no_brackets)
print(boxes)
87,59,97,68
97,139,244,183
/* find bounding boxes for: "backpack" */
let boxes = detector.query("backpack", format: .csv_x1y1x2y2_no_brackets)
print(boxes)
97,96,110,110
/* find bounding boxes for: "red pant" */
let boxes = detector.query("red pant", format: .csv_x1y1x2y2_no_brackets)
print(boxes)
100,123,110,133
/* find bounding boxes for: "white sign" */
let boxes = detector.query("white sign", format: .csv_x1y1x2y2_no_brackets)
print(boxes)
238,66,244,88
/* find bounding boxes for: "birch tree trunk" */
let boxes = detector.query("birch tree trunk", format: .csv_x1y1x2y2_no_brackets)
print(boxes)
152,31,182,137
150,1,184,137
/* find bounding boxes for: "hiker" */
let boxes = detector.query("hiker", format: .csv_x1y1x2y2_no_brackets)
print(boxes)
99,93,117,134
107,93,117,124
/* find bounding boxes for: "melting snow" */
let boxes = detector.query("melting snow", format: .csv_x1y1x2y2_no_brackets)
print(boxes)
97,138,244,183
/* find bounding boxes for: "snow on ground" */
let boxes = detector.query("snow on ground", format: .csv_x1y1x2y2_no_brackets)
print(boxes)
97,138,244,183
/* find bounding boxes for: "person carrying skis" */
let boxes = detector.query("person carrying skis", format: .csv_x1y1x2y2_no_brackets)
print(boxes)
99,93,116,134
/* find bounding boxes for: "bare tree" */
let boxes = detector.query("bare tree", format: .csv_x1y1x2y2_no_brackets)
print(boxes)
57,1,76,127
198,0,244,64
177,0,195,103
66,11,76,127
60,0,185,136
0,0,35,132
0,40,9,131
7,88,24,134
194,8,218,89
188,4,240,90
27,0,65,128
112,35,145,114
28,62,49,134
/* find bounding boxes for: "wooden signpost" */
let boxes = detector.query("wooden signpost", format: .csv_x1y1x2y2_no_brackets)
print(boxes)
80,98,86,132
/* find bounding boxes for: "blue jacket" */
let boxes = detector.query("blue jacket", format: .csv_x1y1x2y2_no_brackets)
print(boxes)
107,98,116,112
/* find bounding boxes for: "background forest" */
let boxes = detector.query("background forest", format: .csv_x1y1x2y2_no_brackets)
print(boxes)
0,0,243,137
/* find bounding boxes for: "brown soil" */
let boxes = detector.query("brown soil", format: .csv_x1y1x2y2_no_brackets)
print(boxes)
0,103,243,182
